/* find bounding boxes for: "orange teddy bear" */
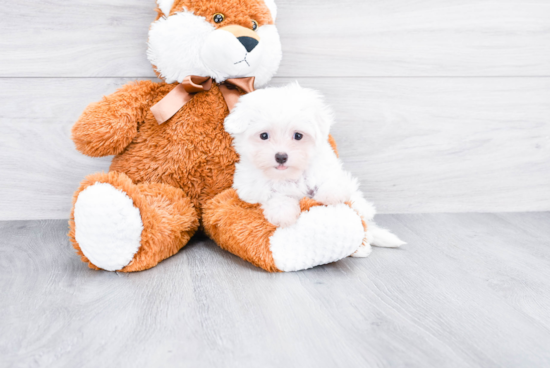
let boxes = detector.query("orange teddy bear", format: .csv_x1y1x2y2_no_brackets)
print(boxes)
69,0,368,273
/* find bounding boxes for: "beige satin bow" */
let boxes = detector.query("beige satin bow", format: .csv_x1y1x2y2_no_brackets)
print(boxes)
151,76,256,124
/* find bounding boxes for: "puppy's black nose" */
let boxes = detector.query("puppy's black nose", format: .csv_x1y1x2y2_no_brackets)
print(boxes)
238,36,259,52
275,153,288,164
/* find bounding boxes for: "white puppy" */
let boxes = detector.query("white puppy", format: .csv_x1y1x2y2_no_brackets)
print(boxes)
225,83,405,256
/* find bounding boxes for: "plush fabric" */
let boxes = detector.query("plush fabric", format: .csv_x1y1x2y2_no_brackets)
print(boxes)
170,0,274,25
202,189,280,272
69,171,199,272
68,0,370,273
148,0,281,87
74,182,143,271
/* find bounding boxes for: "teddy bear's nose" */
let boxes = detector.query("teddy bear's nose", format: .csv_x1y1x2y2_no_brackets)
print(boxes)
275,153,288,164
238,36,259,52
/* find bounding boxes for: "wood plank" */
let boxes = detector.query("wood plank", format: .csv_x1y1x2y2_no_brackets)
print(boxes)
289,77,550,214
1,213,550,367
1,0,549,77
1,77,549,220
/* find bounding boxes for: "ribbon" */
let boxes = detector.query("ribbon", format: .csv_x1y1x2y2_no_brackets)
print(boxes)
151,76,256,124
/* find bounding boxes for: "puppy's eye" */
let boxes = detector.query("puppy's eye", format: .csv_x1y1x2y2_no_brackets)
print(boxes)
252,20,258,31
294,133,304,141
260,133,269,140
213,13,225,23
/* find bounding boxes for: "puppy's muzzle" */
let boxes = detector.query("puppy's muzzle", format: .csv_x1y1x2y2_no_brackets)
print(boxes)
219,25,260,52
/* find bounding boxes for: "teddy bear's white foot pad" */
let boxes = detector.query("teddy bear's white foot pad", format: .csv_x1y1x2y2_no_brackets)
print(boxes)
74,183,143,271
269,204,364,272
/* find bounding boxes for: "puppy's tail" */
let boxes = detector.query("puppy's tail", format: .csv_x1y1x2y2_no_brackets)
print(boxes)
370,224,406,248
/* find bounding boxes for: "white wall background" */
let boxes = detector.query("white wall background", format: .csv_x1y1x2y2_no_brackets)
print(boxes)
0,0,549,220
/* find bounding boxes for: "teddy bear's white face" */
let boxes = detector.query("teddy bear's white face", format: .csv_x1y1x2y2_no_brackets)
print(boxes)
148,0,282,88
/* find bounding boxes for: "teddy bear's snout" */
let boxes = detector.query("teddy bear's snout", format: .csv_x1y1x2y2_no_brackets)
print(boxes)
219,25,261,53
238,37,259,52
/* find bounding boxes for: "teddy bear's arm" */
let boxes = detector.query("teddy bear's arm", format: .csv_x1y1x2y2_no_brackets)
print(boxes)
72,80,159,157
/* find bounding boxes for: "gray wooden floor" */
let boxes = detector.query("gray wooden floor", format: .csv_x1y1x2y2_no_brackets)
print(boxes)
1,213,550,368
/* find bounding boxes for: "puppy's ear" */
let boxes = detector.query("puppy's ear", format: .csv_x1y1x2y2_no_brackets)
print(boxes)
314,107,335,140
308,91,335,141
224,103,252,136
157,0,176,16
264,0,277,21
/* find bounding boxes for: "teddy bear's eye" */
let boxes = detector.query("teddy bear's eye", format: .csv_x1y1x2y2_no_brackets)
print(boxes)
213,13,225,24
252,20,258,31
294,133,304,141
260,133,269,140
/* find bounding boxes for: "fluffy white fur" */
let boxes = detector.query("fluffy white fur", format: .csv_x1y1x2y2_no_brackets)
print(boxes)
226,83,405,254
270,204,365,272
74,183,143,272
148,1,282,88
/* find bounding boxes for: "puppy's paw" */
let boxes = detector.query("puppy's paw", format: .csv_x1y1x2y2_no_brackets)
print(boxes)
262,196,301,228
314,184,352,206
314,191,349,206
268,215,299,228
314,173,358,206
351,195,376,221
351,227,374,258
351,243,373,258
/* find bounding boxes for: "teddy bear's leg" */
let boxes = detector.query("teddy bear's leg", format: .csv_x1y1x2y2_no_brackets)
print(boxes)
69,171,199,272
202,190,366,272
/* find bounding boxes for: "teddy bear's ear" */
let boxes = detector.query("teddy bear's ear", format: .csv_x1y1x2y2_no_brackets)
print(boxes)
157,0,176,16
313,106,335,141
264,0,277,21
